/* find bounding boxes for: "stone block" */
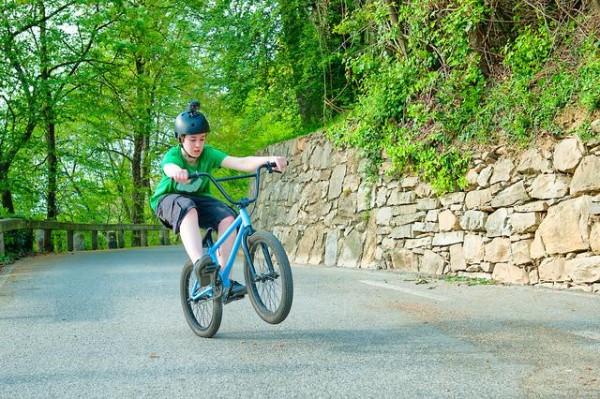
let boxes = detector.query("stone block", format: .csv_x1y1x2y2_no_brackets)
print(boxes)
539,257,566,282
491,181,530,208
591,223,600,253
477,166,493,187
492,263,530,285
391,249,419,272
553,137,584,173
510,212,541,234
389,190,416,205
327,164,347,199
528,174,570,200
432,231,464,246
490,158,515,185
516,148,552,174
571,155,600,195
338,229,363,267
564,256,600,283
413,222,438,234
376,207,393,225
420,250,446,275
390,225,414,239
395,212,426,226
535,196,592,255
484,237,511,263
511,239,533,265
465,187,493,209
464,234,485,264
405,237,433,250
449,244,467,271
416,198,439,210
514,201,549,212
439,209,459,231
460,210,487,232
485,208,511,237
440,192,466,206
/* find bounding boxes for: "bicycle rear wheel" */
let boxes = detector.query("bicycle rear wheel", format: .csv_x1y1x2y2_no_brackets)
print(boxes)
244,230,293,324
180,256,223,338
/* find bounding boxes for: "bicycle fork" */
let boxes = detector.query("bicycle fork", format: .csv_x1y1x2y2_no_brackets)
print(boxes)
241,230,280,283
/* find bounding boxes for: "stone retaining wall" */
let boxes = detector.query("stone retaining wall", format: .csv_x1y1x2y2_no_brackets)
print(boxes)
255,132,600,293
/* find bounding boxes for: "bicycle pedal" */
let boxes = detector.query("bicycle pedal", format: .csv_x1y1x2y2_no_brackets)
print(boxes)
223,293,245,305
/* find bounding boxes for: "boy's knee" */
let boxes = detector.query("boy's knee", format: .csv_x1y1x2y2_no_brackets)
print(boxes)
218,215,235,228
183,207,198,221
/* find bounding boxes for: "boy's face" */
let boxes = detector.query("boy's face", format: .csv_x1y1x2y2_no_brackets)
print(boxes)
181,134,206,158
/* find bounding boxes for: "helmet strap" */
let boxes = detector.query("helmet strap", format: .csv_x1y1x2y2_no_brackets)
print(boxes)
179,143,199,161
179,136,200,161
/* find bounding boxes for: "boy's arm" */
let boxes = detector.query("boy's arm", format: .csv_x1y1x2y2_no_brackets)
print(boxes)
221,155,288,173
163,163,189,183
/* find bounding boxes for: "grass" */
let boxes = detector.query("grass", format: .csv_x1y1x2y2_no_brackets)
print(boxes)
443,275,496,286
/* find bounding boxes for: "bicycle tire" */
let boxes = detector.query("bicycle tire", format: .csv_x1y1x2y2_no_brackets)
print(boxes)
180,256,223,338
244,230,293,324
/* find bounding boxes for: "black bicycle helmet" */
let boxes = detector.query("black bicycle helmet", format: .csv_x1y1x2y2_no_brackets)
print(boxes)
174,103,210,138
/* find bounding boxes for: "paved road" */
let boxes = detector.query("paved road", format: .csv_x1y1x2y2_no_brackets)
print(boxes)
0,246,599,398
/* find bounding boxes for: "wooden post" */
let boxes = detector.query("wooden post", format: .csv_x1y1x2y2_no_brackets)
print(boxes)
43,229,53,252
67,230,74,251
74,233,85,251
91,231,98,250
118,230,125,248
141,230,148,247
107,232,117,249
160,229,170,245
0,232,4,259
35,230,44,252
132,230,141,247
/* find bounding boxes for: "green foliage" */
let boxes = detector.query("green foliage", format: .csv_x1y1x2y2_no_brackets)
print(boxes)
328,0,598,192
503,25,553,77
2,229,34,263
386,137,470,192
330,0,486,192
443,275,495,286
576,39,600,112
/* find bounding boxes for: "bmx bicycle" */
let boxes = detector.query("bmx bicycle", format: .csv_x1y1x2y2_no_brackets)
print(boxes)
180,162,293,338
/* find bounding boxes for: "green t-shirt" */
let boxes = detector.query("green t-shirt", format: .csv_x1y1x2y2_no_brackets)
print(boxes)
149,144,228,211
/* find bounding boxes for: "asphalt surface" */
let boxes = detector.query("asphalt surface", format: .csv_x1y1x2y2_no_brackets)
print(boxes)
0,245,599,398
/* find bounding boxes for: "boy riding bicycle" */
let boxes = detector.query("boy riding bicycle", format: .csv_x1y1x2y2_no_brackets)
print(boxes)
150,101,288,300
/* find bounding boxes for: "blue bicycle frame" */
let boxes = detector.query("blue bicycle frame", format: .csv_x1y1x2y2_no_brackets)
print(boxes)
189,213,251,301
187,163,276,302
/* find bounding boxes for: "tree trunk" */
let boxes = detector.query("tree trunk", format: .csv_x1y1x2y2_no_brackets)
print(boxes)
46,120,58,222
40,1,56,252
1,190,14,215
0,161,14,213
131,131,144,246
130,56,150,246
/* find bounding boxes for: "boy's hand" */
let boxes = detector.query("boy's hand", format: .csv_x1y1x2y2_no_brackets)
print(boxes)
171,168,190,183
270,156,288,173
164,163,191,183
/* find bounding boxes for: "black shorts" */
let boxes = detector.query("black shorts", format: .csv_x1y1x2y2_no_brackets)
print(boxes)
155,194,237,234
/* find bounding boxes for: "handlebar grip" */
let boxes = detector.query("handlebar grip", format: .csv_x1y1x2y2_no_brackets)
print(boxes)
188,171,199,179
265,160,287,173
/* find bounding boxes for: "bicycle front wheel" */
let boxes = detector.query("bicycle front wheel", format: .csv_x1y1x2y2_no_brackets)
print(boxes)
244,230,293,324
180,256,223,338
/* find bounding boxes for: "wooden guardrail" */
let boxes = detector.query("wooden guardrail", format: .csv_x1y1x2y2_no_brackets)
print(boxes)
0,218,172,258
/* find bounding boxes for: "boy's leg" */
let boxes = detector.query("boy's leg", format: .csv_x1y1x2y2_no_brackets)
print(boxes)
155,195,215,287
179,208,203,264
217,215,236,278
217,215,246,300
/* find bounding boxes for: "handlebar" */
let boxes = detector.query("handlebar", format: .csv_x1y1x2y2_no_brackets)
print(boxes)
188,162,278,208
